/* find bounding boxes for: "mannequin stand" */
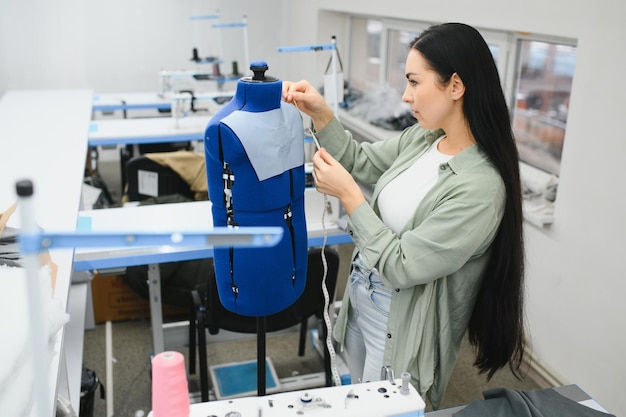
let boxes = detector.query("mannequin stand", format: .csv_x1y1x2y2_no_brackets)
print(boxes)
256,316,267,396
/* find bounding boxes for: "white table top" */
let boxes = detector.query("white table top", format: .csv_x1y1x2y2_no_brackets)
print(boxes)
91,91,236,112
0,89,93,417
88,114,212,146
92,92,171,111
0,88,92,300
74,190,350,271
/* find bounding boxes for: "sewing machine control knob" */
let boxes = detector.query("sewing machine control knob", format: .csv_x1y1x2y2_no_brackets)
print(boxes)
16,179,34,197
400,372,411,395
299,392,313,404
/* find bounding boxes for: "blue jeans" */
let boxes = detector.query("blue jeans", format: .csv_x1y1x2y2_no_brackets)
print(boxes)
343,255,392,383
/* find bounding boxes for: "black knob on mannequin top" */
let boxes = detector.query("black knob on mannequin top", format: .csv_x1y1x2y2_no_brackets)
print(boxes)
251,61,269,81
245,60,277,83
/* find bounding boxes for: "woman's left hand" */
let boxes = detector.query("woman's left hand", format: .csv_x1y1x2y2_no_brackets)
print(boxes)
312,148,365,215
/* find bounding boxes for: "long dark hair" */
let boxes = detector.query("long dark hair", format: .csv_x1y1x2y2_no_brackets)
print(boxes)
410,23,526,379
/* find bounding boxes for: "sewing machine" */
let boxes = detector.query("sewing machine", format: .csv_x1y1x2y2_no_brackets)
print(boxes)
149,375,426,417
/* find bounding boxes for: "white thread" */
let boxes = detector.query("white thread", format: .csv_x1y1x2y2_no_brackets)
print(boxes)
320,192,343,386
310,125,342,386
306,127,322,151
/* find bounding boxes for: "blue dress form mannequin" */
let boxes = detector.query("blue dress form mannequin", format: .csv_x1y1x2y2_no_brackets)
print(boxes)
204,61,307,316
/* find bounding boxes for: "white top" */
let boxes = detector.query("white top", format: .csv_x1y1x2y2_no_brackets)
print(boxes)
378,135,451,234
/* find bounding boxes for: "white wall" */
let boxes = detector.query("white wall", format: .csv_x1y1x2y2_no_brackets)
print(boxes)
0,0,302,94
1,0,625,415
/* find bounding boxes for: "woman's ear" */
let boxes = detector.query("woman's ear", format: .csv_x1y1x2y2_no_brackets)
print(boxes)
450,72,466,100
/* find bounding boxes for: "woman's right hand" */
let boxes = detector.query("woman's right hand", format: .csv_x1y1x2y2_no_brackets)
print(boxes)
312,147,365,215
282,80,335,131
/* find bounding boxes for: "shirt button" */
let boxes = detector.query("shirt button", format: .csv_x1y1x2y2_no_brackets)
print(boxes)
387,333,392,339
439,165,446,170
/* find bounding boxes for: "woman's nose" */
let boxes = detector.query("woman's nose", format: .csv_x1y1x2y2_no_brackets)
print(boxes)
401,87,411,103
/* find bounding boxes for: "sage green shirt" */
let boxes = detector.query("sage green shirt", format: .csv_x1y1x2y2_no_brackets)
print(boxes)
318,118,505,409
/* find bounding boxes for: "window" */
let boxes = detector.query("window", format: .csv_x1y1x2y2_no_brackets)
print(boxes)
342,16,577,224
385,27,421,94
347,17,383,92
345,18,576,170
346,18,429,130
511,39,576,176
346,19,512,128
347,19,513,96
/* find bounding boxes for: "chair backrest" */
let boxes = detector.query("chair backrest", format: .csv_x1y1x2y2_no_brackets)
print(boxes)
138,141,191,155
206,247,341,334
125,155,194,202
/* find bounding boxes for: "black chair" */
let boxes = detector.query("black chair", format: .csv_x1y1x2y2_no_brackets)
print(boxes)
122,154,205,311
119,140,192,194
125,155,195,202
188,246,341,401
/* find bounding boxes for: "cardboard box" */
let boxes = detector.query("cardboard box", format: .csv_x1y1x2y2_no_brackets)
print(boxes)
91,273,187,323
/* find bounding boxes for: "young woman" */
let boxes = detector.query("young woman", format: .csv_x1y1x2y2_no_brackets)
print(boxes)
282,22,526,409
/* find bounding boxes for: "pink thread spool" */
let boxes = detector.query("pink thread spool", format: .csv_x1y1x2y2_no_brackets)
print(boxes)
151,351,190,417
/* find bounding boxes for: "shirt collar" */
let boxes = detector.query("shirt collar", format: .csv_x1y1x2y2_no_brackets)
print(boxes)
423,128,490,175
447,144,488,174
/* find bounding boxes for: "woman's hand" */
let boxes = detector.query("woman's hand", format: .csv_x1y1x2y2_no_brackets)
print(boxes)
312,148,365,215
282,80,335,131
